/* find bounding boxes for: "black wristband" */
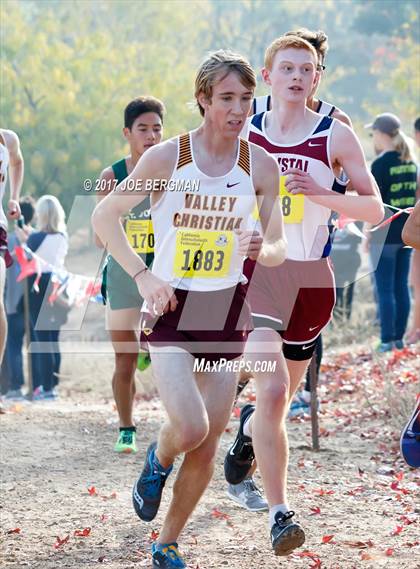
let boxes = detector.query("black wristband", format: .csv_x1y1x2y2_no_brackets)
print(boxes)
132,266,148,281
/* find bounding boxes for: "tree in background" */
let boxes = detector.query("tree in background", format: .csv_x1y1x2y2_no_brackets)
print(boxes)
1,0,418,210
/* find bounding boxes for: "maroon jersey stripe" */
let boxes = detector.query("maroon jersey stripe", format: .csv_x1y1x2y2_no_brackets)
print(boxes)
249,131,330,169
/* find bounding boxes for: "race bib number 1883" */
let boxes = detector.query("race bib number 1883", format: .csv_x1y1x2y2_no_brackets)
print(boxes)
173,230,233,278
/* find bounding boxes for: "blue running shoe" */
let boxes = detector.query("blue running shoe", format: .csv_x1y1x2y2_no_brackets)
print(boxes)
400,396,420,468
151,542,186,568
132,442,173,522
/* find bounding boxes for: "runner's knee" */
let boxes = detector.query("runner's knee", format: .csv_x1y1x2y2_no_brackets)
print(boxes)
257,381,288,414
114,352,137,377
189,436,219,465
176,419,209,453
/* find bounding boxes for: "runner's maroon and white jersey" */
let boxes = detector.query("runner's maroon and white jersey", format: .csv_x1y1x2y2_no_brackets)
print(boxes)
247,112,344,260
252,95,336,117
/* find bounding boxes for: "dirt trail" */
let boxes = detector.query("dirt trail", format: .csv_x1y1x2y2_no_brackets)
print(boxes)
1,345,419,569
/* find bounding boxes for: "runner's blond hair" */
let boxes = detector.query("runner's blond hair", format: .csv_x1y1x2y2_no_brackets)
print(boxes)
195,50,256,117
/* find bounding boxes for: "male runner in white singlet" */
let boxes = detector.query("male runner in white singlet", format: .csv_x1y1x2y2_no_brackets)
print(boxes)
224,35,384,556
92,50,287,569
0,129,24,366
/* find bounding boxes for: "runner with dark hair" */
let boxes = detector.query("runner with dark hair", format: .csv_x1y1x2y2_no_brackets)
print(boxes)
95,96,165,453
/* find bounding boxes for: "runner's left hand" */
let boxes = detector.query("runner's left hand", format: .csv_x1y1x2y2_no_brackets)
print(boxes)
235,229,263,259
284,168,326,196
7,199,21,220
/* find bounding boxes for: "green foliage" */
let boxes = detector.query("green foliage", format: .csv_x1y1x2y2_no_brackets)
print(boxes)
1,0,418,210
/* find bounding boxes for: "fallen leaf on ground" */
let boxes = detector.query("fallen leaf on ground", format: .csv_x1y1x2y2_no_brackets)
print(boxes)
74,527,91,537
314,488,335,496
150,529,159,541
399,515,415,526
53,535,70,549
211,508,230,521
385,547,394,556
310,507,321,515
342,540,374,549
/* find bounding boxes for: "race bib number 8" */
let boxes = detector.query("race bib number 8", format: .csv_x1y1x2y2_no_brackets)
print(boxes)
279,175,304,224
173,230,233,278
252,176,304,224
125,219,154,254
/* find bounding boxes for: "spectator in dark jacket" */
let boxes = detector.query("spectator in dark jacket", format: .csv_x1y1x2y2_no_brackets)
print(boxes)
366,113,417,351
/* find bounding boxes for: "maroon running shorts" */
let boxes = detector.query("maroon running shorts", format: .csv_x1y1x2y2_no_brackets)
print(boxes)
244,257,335,345
140,284,251,363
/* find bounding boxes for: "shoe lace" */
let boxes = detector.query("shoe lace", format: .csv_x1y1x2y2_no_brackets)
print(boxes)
143,469,164,497
158,543,184,567
238,441,255,462
275,510,295,524
244,478,262,497
166,544,183,563
120,431,134,445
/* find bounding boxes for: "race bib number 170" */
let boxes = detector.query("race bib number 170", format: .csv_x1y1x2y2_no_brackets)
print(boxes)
125,219,155,254
173,230,233,278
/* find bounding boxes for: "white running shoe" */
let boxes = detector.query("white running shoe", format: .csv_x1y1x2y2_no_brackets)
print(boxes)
226,476,268,512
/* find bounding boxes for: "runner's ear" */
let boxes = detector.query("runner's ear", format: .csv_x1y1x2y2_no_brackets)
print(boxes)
197,92,210,113
261,68,271,86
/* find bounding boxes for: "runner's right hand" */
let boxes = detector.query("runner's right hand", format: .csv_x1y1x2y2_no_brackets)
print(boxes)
235,229,263,259
134,270,177,316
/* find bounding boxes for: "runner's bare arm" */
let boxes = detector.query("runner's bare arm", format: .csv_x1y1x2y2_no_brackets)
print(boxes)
332,107,352,129
284,122,384,224
92,140,178,315
94,167,117,248
252,146,287,266
402,200,420,249
2,129,24,219
331,108,355,191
